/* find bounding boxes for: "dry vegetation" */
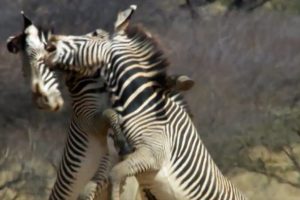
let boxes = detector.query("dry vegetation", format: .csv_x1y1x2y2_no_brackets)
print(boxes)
0,0,300,199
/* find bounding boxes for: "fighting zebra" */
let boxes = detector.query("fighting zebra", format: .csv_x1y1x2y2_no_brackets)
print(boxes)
7,13,64,112
44,5,247,200
7,13,141,200
7,11,194,200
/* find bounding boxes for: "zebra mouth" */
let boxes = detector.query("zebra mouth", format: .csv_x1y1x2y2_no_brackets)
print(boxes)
52,104,61,112
32,92,63,112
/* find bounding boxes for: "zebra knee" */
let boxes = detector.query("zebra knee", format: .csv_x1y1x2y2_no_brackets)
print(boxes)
78,181,97,200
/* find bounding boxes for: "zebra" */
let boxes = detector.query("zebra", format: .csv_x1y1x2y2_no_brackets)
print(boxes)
7,12,195,200
7,11,64,112
7,13,141,200
44,4,247,200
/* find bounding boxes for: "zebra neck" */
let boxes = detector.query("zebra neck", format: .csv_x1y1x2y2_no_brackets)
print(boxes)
67,78,108,119
104,66,165,116
115,93,176,142
110,90,171,131
102,25,170,119
74,39,111,67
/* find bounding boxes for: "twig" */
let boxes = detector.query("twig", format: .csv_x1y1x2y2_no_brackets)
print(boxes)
282,145,300,172
235,141,300,188
227,0,271,13
0,148,9,167
48,159,58,172
180,0,200,19
27,127,35,152
246,0,271,12
292,127,300,138
0,173,23,190
245,167,300,188
11,193,20,200
237,144,300,188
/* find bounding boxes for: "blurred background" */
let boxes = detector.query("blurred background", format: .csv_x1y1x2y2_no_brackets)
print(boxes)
1,0,300,199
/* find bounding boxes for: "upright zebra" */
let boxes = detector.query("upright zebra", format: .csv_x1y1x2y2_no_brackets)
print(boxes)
7,12,64,112
7,11,194,200
7,13,141,200
45,5,247,200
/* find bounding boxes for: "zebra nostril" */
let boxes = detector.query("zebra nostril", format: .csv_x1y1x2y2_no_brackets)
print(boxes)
53,104,60,111
46,44,56,52
35,83,41,94
43,96,49,103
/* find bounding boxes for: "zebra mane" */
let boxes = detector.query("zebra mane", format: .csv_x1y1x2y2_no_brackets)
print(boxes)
124,24,169,88
123,25,193,117
36,26,53,41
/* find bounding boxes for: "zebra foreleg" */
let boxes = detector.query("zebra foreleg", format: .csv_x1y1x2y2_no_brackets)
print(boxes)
49,120,109,200
108,146,161,200
81,154,112,200
102,109,134,157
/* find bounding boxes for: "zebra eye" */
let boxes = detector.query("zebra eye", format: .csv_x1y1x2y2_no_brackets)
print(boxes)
92,31,98,36
46,44,56,52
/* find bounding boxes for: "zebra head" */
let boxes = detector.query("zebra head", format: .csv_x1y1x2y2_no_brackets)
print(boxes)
44,30,110,77
44,5,137,77
7,12,64,111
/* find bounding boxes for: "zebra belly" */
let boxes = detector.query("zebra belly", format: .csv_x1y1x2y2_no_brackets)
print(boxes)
137,161,189,200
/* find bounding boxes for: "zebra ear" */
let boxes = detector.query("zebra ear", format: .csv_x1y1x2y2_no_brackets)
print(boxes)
114,5,137,32
49,27,54,35
21,11,33,30
46,27,55,41
7,35,23,54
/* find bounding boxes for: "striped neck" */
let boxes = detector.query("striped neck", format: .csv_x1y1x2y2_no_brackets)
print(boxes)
49,35,112,76
65,72,108,119
101,26,169,119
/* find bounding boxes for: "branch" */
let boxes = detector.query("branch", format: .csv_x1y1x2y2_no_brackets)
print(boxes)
0,148,9,167
246,167,300,188
282,145,300,172
227,0,271,13
238,156,300,188
0,173,23,190
236,140,300,188
292,127,300,138
180,0,200,19
246,0,271,12
48,159,58,172
12,194,20,200
227,0,245,12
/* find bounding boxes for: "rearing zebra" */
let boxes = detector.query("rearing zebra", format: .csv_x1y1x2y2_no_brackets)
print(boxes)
44,5,247,200
7,12,64,112
7,13,142,200
7,11,195,200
